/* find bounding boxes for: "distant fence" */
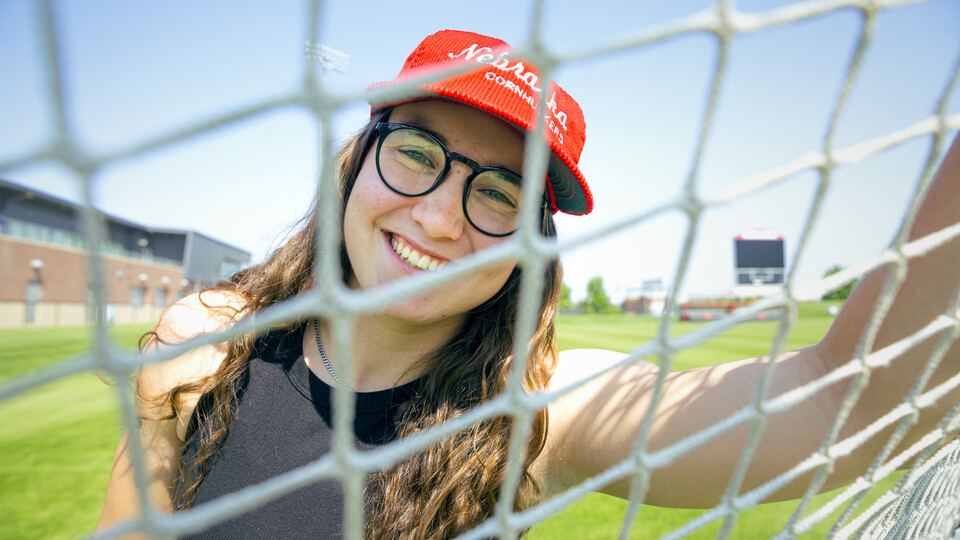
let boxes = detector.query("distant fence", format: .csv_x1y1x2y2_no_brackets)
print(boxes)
680,300,790,322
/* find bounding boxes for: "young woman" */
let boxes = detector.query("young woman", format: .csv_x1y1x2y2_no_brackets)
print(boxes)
96,30,960,539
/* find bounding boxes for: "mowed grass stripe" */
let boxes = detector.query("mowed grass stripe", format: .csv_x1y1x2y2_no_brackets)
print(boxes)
0,325,149,380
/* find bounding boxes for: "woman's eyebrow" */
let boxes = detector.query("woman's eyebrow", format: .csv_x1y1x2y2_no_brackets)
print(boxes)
409,128,440,146
394,113,448,145
489,170,523,185
396,113,525,174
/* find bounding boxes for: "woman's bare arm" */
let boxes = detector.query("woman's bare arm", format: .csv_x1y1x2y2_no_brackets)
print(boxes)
539,133,960,508
96,291,239,537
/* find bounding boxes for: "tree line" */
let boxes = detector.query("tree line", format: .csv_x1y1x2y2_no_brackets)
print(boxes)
561,265,854,316
560,277,619,314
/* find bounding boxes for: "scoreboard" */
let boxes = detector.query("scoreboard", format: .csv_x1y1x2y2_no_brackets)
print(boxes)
734,229,785,297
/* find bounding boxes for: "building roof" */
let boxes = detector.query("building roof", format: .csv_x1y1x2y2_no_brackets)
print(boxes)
0,177,250,256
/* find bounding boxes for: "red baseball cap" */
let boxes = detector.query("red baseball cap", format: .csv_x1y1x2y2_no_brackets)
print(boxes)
367,30,593,216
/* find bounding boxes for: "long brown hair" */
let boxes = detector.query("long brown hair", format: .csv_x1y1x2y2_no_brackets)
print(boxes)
150,106,562,538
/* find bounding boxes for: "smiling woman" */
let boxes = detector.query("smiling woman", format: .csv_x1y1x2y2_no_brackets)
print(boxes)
96,30,571,540
92,28,960,540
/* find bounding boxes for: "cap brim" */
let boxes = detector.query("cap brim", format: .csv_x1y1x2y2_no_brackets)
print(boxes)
547,155,591,215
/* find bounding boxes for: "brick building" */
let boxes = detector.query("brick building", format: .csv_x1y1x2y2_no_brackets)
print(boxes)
0,178,250,328
621,279,668,317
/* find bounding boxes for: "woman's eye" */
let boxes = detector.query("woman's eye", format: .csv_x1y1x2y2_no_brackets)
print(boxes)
403,149,432,165
399,147,437,169
479,188,517,209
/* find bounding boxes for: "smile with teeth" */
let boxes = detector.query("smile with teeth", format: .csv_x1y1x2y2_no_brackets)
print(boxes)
391,235,448,271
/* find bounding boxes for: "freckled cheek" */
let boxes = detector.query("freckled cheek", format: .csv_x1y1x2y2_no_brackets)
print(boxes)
343,169,395,274
347,170,410,226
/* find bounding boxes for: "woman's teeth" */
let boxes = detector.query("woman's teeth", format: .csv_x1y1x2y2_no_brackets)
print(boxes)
391,236,447,271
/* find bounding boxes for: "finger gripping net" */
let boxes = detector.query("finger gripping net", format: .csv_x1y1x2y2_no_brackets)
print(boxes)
2,0,960,539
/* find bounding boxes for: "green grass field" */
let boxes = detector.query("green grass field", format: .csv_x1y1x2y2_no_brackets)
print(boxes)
0,325,150,540
0,304,897,539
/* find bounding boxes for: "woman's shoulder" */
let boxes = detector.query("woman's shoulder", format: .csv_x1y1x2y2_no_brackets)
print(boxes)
149,289,244,335
138,288,247,440
532,348,657,496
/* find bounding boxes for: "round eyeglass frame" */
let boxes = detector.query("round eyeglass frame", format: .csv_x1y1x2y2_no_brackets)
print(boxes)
373,122,547,238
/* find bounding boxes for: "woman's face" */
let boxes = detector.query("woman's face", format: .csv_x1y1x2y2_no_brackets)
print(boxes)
343,100,528,326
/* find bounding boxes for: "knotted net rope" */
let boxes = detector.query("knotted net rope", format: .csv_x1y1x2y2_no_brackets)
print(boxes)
1,0,959,539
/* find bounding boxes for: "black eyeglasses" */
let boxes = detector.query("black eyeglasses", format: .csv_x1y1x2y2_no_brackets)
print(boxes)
374,122,546,237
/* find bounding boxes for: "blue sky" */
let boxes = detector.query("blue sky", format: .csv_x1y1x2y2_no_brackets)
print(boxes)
1,0,958,303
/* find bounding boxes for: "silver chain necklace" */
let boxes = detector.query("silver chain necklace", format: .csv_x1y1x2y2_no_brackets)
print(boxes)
313,318,353,392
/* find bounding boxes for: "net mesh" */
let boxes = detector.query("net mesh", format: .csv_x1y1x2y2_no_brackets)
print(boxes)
2,0,960,538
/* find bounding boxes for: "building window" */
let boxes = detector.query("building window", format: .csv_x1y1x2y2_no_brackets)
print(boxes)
155,288,168,308
131,286,146,308
88,286,101,324
26,281,40,323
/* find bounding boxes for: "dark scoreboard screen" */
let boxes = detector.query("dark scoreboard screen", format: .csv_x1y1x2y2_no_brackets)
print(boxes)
735,239,784,269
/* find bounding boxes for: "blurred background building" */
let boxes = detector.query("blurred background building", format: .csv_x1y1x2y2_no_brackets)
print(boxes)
0,178,250,328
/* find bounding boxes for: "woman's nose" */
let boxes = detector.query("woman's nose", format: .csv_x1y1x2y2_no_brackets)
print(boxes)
410,162,470,240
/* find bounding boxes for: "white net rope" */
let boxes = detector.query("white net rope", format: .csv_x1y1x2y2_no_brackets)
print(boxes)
2,0,959,539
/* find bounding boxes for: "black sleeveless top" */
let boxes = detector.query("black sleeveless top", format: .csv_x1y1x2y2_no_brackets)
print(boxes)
177,327,419,539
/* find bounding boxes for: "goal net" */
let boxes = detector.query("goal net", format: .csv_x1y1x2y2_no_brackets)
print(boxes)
1,0,959,539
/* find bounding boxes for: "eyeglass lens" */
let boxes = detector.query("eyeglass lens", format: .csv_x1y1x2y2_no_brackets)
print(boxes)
376,124,525,237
